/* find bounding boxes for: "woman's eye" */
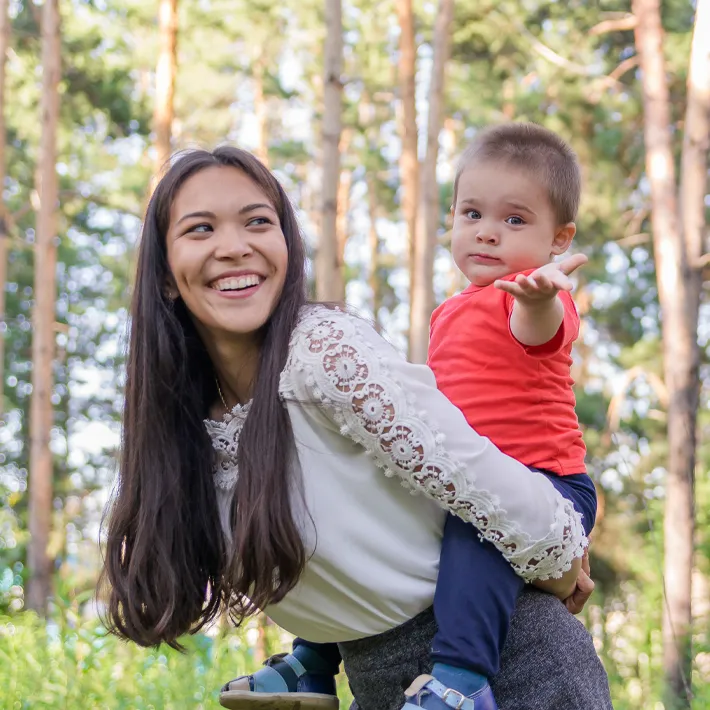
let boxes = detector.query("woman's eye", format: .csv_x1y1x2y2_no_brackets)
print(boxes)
247,216,273,227
506,216,525,226
186,223,212,235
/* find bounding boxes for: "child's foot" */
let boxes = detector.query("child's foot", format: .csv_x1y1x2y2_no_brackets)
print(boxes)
402,675,499,710
219,652,339,710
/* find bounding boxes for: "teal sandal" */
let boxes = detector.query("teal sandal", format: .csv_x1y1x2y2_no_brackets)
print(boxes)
219,652,339,710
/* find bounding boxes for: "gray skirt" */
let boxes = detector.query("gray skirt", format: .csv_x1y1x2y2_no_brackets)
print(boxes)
338,589,613,710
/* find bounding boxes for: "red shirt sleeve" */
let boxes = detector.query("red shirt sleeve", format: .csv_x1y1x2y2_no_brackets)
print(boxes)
507,291,580,359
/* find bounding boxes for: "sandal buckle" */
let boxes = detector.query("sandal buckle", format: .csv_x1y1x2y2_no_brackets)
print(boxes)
442,688,467,710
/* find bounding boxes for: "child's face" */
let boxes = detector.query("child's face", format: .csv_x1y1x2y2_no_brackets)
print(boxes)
451,160,574,287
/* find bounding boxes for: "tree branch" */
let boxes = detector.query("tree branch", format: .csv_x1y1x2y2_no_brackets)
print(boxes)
616,232,650,247
11,189,142,223
515,19,636,94
589,14,638,36
608,55,640,82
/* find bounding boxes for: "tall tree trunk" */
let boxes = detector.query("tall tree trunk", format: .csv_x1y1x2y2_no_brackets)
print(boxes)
633,0,708,704
27,0,61,616
0,0,9,418
153,0,178,180
678,0,710,693
680,0,709,303
395,0,419,314
409,0,454,363
336,128,353,282
366,174,381,329
253,55,269,167
315,0,343,301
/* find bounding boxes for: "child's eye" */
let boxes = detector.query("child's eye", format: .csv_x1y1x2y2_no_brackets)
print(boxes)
506,215,525,226
465,210,481,220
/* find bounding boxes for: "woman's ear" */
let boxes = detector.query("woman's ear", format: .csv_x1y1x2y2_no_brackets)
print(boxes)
164,276,179,301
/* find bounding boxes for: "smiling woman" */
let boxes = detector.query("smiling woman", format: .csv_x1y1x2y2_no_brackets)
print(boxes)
165,166,290,407
102,147,310,647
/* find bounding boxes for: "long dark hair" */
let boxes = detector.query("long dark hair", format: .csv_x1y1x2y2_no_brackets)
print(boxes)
100,147,309,648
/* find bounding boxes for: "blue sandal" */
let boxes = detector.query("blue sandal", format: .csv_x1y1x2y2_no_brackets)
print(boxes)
219,652,339,710
402,675,498,710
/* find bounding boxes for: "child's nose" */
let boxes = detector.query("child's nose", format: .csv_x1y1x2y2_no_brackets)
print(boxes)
476,230,499,245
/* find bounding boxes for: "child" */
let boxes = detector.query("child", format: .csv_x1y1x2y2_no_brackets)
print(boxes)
221,123,594,710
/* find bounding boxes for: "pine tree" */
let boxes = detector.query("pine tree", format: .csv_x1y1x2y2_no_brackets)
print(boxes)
26,0,61,615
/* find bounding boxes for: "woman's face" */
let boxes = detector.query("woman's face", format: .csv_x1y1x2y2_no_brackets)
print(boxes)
166,166,289,345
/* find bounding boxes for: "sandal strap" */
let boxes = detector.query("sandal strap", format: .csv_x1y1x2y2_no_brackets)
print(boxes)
221,652,308,693
404,677,497,710
266,652,308,679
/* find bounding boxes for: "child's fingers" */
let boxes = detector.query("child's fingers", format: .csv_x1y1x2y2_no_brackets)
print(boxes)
521,278,548,297
547,273,573,291
558,253,588,275
496,277,554,299
493,280,524,296
526,273,561,298
530,273,554,292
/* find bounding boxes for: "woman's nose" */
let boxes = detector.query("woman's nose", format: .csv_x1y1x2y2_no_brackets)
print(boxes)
214,226,255,260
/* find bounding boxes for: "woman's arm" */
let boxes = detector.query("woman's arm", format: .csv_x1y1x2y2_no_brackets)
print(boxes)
282,308,587,583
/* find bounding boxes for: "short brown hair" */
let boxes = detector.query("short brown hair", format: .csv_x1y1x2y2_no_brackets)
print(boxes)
452,122,581,224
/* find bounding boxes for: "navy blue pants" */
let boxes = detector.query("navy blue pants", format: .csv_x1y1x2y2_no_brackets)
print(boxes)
295,470,596,681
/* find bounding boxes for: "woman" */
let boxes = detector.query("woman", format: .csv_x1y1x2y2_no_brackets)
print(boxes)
101,147,611,710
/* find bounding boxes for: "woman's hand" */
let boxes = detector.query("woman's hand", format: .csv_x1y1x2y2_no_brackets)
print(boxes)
563,548,594,614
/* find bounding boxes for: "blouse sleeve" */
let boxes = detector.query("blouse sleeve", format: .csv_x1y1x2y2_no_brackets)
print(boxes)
280,307,587,581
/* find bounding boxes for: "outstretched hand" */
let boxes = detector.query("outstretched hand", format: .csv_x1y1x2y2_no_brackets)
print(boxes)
494,253,588,305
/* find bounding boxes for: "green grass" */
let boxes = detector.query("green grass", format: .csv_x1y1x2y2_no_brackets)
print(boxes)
0,611,353,710
5,608,710,709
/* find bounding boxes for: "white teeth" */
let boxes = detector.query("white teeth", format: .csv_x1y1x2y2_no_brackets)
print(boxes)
213,275,262,291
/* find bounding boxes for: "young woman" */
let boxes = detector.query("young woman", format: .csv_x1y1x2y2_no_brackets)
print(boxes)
101,147,610,710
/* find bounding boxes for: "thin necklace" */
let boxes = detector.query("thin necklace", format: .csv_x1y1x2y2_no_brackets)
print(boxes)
215,376,229,410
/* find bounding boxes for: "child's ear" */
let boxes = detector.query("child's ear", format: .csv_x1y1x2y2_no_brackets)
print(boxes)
551,222,576,255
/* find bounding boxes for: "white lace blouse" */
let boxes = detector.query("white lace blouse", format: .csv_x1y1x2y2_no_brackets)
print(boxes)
204,306,587,643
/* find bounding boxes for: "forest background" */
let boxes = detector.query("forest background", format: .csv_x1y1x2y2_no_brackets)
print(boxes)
1,0,709,708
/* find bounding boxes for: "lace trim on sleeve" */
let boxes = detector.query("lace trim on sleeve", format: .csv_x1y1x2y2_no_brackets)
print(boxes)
281,307,586,581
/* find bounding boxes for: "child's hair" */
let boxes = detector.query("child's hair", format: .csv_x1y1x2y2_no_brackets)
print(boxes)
452,122,581,225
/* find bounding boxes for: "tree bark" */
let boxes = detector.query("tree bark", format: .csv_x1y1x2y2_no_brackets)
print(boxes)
27,0,61,616
409,0,454,363
0,0,9,417
680,0,710,298
153,0,178,181
336,128,353,282
366,173,381,328
253,54,269,167
315,0,344,302
395,0,419,313
633,0,708,704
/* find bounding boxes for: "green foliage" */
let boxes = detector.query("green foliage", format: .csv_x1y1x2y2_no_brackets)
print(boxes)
0,600,355,710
